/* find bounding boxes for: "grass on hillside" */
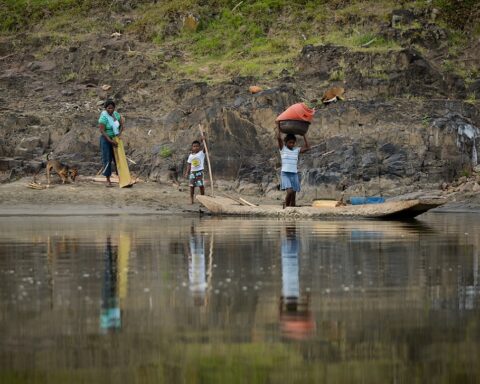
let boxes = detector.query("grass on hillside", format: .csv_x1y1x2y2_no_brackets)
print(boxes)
126,0,403,80
1,0,478,81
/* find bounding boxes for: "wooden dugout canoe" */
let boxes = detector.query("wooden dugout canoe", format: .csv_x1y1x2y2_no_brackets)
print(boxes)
196,195,446,219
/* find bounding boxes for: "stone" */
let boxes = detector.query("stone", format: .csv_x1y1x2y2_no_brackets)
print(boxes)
249,85,263,94
14,137,41,158
460,181,477,192
0,157,23,171
391,14,402,28
468,79,480,98
24,160,43,173
379,143,397,157
391,9,416,25
28,60,56,72
0,168,16,183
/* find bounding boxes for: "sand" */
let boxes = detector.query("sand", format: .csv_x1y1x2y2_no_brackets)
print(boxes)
0,176,206,216
1,176,479,216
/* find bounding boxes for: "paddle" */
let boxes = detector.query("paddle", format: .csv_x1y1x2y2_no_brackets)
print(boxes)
199,124,215,196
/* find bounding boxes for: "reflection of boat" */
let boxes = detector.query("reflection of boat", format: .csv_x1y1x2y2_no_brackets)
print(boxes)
197,195,445,219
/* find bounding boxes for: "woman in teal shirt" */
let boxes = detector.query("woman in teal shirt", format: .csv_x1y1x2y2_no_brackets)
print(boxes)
98,100,124,187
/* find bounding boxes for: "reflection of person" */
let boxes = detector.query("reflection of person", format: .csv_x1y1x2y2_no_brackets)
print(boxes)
100,236,121,332
186,227,207,305
279,226,315,340
98,100,125,187
276,124,310,207
281,226,300,305
184,135,206,204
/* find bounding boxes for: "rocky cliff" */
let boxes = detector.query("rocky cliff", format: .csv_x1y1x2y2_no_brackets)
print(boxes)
1,1,479,201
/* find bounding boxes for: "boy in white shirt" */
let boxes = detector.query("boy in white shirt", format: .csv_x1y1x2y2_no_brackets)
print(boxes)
276,125,310,207
184,137,206,204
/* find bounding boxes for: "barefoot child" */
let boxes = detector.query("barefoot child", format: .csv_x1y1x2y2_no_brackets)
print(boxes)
276,124,310,207
184,136,206,204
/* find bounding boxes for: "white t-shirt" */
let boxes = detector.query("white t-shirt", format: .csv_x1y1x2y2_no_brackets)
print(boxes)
280,146,300,173
187,150,205,172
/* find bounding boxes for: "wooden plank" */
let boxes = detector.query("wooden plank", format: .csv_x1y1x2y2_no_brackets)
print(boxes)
112,137,133,188
312,200,338,208
91,175,119,183
239,197,257,207
199,125,214,196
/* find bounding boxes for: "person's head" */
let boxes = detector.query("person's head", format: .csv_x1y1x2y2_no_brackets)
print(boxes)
284,133,296,149
104,100,116,115
191,140,201,153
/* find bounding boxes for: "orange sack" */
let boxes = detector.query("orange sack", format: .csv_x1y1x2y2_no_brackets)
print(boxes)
276,103,315,123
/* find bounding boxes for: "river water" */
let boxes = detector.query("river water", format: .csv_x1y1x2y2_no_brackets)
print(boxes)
0,213,479,383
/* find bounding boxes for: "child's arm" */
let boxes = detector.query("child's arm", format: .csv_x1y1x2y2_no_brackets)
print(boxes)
276,123,283,150
300,134,310,153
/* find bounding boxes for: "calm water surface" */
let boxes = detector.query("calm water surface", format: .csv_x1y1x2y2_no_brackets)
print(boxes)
0,213,479,383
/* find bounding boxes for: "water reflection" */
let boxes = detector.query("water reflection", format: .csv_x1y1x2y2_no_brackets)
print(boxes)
100,234,130,332
0,214,479,383
186,225,211,306
279,225,315,340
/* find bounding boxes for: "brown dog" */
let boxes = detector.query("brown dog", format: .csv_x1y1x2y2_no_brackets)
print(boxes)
46,155,78,185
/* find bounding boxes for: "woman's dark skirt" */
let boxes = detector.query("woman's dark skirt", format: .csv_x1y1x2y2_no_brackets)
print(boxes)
100,136,115,177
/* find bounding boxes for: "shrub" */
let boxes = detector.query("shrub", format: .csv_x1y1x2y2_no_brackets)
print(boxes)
159,146,173,158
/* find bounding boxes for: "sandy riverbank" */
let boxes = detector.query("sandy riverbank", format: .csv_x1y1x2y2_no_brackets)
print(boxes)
0,177,273,216
0,176,479,216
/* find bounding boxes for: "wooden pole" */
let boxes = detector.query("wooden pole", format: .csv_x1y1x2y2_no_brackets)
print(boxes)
199,124,215,196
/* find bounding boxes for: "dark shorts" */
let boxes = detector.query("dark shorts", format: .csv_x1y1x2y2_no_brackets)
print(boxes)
189,170,204,187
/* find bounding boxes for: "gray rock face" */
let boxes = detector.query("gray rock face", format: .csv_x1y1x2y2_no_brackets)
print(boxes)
0,41,479,198
297,45,465,99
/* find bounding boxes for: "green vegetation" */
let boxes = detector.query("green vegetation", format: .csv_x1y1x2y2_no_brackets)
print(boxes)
433,0,480,31
422,115,431,127
465,93,477,104
1,0,478,80
61,71,77,82
2,0,94,31
159,146,173,158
